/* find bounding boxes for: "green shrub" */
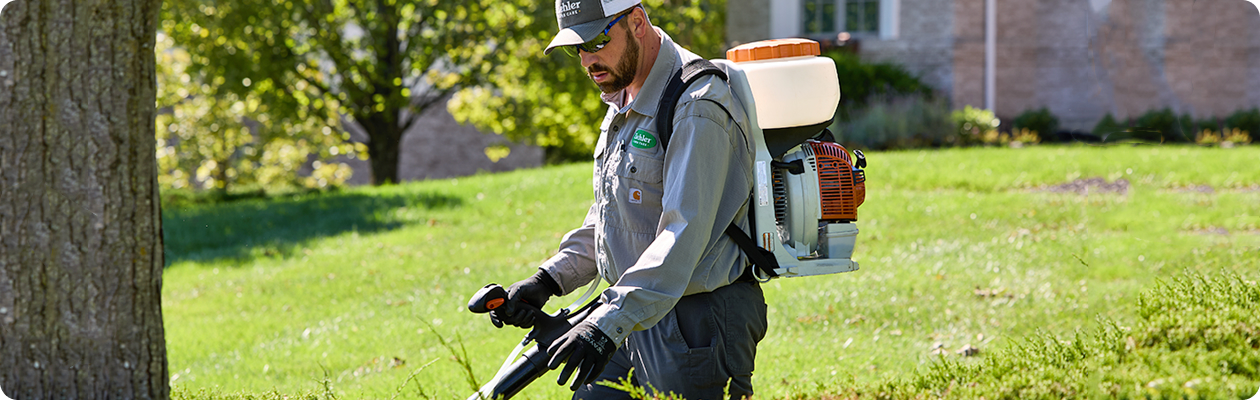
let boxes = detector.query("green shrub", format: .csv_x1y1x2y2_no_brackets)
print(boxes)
1092,113,1127,138
1178,112,1199,140
950,106,999,146
1131,108,1193,143
831,95,953,150
1194,117,1222,133
1225,108,1260,138
823,50,933,123
1012,108,1059,140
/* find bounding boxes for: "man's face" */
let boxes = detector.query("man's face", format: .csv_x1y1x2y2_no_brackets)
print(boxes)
580,19,639,94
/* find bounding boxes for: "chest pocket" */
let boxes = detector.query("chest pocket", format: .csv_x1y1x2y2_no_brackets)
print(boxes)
617,150,663,184
611,147,665,234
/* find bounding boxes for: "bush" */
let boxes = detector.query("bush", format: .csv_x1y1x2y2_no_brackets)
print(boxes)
831,95,953,150
823,50,934,123
1225,108,1260,138
1199,128,1253,147
1131,108,1193,143
1092,113,1127,139
981,128,1040,147
950,106,1000,146
1012,108,1059,140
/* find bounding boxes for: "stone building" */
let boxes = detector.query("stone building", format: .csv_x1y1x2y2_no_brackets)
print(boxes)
727,0,1260,130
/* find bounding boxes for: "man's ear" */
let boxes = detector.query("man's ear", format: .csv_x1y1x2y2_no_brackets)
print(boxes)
628,8,648,38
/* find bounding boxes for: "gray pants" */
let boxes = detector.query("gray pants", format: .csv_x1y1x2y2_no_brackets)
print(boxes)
573,281,768,400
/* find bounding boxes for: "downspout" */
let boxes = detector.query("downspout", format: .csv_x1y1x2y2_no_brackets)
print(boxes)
985,0,996,111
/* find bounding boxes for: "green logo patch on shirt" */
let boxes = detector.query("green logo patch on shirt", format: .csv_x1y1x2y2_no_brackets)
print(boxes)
631,130,657,149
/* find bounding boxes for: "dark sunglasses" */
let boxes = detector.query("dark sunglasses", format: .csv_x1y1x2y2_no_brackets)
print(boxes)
564,12,630,57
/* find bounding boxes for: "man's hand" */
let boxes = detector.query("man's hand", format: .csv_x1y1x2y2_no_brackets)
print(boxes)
546,321,616,391
490,269,561,328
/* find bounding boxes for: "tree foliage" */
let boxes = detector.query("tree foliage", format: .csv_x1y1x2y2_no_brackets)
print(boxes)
161,0,518,185
449,0,727,163
155,32,357,193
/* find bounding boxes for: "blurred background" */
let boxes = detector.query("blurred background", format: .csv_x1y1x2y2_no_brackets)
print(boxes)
154,0,1260,199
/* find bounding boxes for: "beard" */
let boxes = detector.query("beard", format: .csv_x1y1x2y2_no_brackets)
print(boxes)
588,34,639,94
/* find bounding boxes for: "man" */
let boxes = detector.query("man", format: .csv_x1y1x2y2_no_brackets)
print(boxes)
489,0,766,398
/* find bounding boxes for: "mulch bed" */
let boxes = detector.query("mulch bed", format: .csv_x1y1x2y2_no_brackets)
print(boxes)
1039,177,1131,195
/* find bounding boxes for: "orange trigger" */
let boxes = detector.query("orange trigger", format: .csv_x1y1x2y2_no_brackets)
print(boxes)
487,298,505,310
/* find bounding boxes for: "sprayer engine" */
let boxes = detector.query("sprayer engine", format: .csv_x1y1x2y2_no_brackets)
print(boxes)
773,140,866,262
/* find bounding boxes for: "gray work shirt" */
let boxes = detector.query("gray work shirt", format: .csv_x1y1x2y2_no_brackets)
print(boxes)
538,30,755,345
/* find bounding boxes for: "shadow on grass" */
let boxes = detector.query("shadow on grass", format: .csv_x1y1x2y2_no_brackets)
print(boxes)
162,190,462,266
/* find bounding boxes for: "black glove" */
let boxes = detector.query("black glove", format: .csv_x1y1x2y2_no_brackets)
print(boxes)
490,269,561,328
546,321,617,391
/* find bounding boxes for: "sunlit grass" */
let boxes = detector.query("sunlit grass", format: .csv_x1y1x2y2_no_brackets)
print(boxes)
164,145,1260,399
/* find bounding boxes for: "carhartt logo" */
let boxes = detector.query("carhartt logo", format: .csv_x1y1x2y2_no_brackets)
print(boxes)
629,188,642,204
558,0,581,18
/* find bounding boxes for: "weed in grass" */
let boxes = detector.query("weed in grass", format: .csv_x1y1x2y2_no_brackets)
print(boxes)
424,321,483,396
390,358,439,400
596,369,689,400
316,363,340,400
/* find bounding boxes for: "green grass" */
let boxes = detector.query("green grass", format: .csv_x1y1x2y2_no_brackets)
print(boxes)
163,145,1260,399
853,271,1260,399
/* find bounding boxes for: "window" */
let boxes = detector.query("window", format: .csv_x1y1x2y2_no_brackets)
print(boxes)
845,0,880,35
800,0,881,37
802,0,837,35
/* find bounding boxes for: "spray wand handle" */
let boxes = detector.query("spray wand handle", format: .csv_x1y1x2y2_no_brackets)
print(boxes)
468,284,515,315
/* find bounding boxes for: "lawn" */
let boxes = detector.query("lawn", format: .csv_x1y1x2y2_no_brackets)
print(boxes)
162,145,1260,399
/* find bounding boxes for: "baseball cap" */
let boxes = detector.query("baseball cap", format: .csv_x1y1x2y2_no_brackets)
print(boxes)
544,0,641,55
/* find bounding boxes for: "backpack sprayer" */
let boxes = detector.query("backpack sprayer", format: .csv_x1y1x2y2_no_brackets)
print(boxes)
721,38,867,279
467,38,867,400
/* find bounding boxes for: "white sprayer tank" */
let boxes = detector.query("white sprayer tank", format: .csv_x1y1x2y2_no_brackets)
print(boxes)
726,39,840,129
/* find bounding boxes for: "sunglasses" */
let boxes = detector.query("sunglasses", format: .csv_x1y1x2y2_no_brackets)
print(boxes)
564,12,630,57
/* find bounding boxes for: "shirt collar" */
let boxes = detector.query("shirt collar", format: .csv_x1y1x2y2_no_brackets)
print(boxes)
600,28,678,119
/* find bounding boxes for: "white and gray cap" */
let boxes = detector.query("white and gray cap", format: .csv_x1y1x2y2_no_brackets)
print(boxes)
544,0,641,55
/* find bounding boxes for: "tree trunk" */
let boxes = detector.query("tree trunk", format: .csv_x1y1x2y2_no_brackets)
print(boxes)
362,2,405,187
362,112,403,185
0,0,169,399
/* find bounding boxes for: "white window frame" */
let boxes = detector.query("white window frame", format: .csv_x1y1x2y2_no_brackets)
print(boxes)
772,0,898,40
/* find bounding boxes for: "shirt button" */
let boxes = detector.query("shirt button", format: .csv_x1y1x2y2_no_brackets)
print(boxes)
630,166,637,173
613,125,620,132
616,327,623,334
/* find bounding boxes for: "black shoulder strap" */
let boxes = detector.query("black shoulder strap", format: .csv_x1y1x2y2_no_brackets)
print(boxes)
725,223,780,279
654,59,728,151
653,58,779,279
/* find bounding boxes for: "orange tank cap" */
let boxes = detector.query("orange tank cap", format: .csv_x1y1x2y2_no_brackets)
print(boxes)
726,39,821,63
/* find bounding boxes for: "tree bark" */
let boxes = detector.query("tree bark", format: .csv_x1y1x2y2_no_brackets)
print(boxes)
361,111,403,186
0,0,169,399
361,0,405,186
